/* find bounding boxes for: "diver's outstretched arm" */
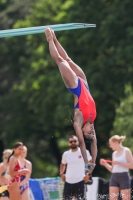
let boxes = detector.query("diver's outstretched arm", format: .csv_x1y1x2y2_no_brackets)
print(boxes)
73,121,89,164
90,129,97,164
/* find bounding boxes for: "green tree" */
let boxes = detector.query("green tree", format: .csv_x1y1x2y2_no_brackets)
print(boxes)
0,0,133,179
111,84,133,150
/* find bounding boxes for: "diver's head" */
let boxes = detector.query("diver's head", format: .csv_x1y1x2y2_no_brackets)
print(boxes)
82,122,94,141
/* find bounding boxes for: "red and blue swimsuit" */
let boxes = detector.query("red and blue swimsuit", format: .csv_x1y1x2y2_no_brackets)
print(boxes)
68,77,96,124
8,160,21,186
20,161,29,194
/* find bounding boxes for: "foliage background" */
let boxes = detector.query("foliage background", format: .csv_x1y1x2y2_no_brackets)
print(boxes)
0,0,133,180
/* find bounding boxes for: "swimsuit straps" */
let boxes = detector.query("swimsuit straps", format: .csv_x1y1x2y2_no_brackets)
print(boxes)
14,160,21,171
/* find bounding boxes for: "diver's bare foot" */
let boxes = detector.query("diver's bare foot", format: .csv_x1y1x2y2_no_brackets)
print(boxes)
50,28,56,41
44,28,53,42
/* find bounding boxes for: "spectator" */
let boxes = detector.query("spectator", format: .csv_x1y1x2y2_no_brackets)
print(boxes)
100,135,133,200
19,146,32,200
8,142,29,200
60,135,92,200
0,149,12,200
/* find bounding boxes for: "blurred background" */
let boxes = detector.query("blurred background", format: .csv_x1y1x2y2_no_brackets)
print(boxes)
0,0,133,180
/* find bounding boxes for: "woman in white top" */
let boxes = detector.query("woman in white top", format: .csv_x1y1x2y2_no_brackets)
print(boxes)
100,135,133,200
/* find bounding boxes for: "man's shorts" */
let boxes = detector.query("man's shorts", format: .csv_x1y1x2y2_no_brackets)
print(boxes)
109,172,131,190
63,180,86,200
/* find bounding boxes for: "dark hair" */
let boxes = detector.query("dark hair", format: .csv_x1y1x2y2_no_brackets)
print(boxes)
69,135,78,140
83,135,93,144
8,142,23,163
70,115,74,124
70,115,93,143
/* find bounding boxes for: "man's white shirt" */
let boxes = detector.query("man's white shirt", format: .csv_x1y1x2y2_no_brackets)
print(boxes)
62,148,92,184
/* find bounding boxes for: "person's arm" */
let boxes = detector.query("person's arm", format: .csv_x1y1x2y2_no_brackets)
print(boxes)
60,163,66,181
74,121,89,164
0,164,7,183
60,163,66,176
113,148,133,169
2,165,11,181
104,163,112,172
60,152,67,175
0,164,4,178
100,158,113,172
84,151,92,183
8,157,19,177
86,149,92,162
100,154,114,173
20,160,32,186
90,127,97,164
